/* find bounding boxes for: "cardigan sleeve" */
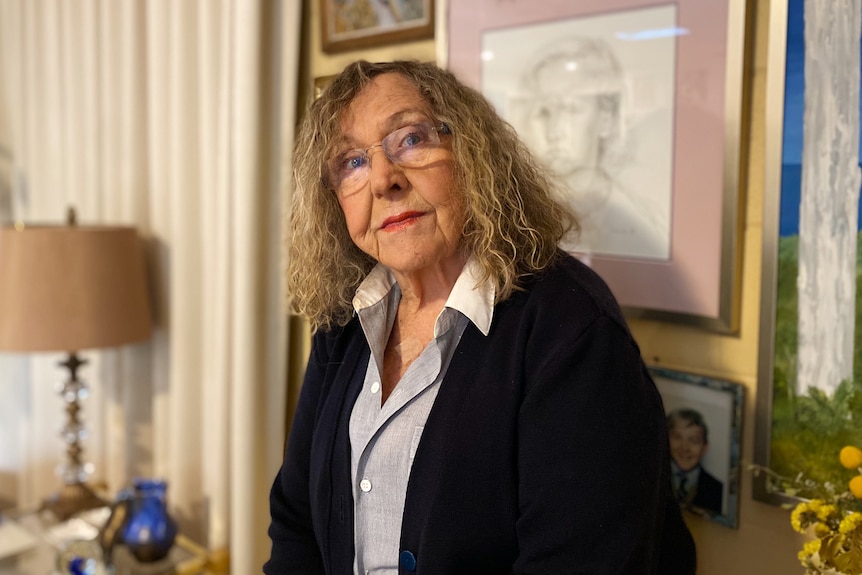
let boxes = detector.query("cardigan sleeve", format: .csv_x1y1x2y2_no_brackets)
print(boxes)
513,312,695,574
264,331,330,575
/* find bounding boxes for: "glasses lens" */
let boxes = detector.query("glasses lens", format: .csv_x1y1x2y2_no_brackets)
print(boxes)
381,123,441,167
328,122,447,196
327,150,368,196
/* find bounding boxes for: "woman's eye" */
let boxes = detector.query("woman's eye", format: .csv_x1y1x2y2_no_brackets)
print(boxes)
341,153,367,171
397,126,430,148
403,132,423,147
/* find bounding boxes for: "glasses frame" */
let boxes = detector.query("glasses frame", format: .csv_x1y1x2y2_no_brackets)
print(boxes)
326,121,452,196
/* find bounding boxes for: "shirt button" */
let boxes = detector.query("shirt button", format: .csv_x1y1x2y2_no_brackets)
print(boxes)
399,550,417,572
360,478,372,492
370,381,380,394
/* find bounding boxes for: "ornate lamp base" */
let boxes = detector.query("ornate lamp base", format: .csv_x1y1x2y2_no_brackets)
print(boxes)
42,352,108,521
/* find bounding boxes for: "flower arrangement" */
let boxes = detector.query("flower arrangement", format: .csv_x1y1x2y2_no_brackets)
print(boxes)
755,446,862,574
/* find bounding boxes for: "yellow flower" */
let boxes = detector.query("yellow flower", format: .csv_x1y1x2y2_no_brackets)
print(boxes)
816,504,838,522
813,522,832,538
791,503,809,533
839,512,862,534
753,452,862,572
798,538,821,563
840,445,862,469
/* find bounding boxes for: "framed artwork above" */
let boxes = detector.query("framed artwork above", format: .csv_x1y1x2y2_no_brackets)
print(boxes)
447,0,752,332
321,0,435,53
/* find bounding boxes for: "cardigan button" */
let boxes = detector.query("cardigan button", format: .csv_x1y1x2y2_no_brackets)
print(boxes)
399,549,417,572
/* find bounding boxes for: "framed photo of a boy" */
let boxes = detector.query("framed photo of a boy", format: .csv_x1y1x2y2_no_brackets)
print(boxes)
649,367,744,528
321,0,435,53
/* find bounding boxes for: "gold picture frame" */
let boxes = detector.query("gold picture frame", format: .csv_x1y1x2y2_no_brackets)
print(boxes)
321,0,435,54
753,0,862,506
447,0,753,333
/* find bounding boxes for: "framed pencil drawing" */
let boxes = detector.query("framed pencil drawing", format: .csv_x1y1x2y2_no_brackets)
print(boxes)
649,367,744,529
753,0,862,505
447,0,752,332
321,0,435,53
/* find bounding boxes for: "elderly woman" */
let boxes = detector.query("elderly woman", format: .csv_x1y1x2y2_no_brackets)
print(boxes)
265,60,695,574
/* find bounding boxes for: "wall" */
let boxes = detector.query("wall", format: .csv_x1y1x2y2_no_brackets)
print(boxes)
297,0,805,572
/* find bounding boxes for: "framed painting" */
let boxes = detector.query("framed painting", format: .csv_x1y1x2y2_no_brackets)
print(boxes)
447,0,751,332
753,0,862,504
321,0,435,53
313,74,337,101
649,367,744,528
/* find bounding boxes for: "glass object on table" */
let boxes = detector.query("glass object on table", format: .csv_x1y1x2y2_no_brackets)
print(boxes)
55,538,107,574
118,478,178,563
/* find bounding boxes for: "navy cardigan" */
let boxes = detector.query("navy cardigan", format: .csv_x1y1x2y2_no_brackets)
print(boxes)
265,253,696,574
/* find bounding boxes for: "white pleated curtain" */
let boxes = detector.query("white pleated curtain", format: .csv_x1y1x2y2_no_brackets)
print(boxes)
0,1,300,570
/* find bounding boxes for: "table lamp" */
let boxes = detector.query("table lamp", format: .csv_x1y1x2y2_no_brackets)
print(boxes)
0,210,153,520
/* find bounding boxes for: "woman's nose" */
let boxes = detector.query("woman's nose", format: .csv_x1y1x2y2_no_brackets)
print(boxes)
368,148,408,196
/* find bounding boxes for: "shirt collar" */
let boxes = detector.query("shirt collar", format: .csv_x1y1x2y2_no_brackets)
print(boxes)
671,461,703,483
352,256,495,336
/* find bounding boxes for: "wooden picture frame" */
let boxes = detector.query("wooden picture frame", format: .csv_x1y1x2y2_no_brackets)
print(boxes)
447,0,752,332
0,145,11,224
321,0,435,54
753,0,862,505
649,367,744,529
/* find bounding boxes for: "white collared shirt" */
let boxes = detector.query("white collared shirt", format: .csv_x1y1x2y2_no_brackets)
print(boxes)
349,257,494,575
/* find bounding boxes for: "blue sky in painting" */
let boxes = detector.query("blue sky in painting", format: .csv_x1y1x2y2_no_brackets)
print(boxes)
781,0,804,164
779,0,862,236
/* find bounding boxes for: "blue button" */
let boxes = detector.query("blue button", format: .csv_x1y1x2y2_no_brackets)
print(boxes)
399,549,417,572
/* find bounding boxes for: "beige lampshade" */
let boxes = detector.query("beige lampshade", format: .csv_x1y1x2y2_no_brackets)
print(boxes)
0,224,153,352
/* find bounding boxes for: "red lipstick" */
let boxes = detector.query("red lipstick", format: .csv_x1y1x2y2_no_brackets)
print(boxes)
381,211,424,230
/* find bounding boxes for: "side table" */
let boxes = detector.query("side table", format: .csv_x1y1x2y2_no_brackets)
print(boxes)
0,507,227,574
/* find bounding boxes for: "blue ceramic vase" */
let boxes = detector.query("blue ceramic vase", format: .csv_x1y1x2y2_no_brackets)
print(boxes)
120,478,178,562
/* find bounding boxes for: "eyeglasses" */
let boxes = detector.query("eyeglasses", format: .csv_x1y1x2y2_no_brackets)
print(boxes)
326,121,451,196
